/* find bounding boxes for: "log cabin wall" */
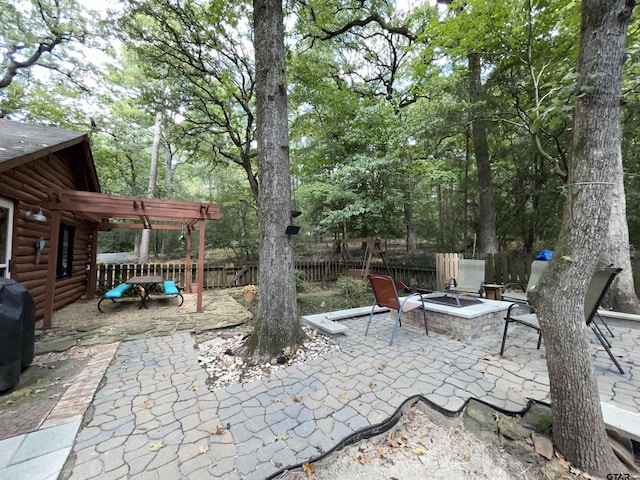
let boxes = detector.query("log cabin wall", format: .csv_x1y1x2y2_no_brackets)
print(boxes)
0,148,94,322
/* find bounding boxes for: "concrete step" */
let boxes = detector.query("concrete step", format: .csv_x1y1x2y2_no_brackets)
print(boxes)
302,306,389,335
601,402,640,442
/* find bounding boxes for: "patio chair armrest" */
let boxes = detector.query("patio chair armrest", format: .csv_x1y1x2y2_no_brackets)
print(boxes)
400,292,425,309
446,278,457,290
507,301,536,316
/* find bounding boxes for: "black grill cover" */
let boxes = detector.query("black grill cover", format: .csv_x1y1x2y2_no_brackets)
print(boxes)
0,278,36,392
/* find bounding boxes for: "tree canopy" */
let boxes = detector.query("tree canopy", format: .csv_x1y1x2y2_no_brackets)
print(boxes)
4,0,640,258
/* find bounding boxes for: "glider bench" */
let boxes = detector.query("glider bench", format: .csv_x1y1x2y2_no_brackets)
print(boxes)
98,283,139,312
98,280,183,312
161,280,184,306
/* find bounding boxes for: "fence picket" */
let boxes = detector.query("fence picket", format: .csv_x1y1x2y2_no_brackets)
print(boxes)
95,254,553,294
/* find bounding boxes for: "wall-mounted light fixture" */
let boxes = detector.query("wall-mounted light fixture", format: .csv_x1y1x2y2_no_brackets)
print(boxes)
286,210,302,235
25,206,47,222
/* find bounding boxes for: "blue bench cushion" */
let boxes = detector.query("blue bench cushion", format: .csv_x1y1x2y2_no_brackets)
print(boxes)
163,281,179,295
104,283,131,299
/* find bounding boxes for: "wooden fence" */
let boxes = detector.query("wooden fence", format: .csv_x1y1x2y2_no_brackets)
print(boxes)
96,252,640,297
484,253,538,285
95,260,439,292
95,253,548,293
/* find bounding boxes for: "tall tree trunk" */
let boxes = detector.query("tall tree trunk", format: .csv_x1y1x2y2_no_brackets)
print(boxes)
468,53,498,254
161,142,174,257
463,129,470,252
529,0,633,475
164,142,173,187
437,183,445,248
404,192,416,254
243,0,306,362
602,180,640,313
138,111,162,264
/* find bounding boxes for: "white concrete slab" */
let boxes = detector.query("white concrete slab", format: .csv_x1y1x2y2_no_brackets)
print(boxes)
302,315,349,334
601,402,640,442
0,417,81,480
598,310,640,324
325,306,388,321
302,306,389,335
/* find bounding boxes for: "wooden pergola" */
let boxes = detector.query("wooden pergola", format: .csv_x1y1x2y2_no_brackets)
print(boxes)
41,189,223,328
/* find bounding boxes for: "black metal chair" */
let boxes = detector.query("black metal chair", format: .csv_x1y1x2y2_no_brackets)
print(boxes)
499,267,624,374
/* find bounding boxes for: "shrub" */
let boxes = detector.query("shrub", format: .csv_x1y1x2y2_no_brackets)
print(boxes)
336,276,370,307
295,270,307,292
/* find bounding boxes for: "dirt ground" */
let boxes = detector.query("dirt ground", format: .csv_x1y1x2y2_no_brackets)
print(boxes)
276,405,552,480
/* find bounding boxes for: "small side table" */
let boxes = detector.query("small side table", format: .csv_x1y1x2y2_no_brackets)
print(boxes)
484,283,503,301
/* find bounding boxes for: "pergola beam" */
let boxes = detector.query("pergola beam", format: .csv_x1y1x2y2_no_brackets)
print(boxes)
45,190,222,220
41,189,223,328
98,222,187,231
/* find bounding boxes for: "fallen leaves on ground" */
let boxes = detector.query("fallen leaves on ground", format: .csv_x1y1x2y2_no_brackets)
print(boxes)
149,441,164,451
375,446,389,460
386,431,408,449
302,462,314,478
335,410,443,471
554,452,600,480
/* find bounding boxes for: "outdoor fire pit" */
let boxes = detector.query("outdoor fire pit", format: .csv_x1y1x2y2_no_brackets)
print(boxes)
422,294,483,308
395,293,513,343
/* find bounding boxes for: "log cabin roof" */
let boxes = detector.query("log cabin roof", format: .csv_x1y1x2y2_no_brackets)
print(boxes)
0,119,100,192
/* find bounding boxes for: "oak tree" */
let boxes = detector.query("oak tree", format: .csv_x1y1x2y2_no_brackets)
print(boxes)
530,0,635,475
242,0,306,361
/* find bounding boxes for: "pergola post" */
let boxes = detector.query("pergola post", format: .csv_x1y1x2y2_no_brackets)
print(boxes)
185,228,192,293
87,224,99,300
43,210,61,328
198,221,205,312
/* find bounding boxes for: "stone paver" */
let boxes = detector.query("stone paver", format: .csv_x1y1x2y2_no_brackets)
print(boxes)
57,313,640,479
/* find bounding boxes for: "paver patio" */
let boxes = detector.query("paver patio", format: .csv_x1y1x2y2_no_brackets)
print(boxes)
60,312,639,479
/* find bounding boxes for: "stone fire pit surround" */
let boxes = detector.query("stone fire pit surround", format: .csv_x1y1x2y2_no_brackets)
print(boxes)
391,293,515,343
